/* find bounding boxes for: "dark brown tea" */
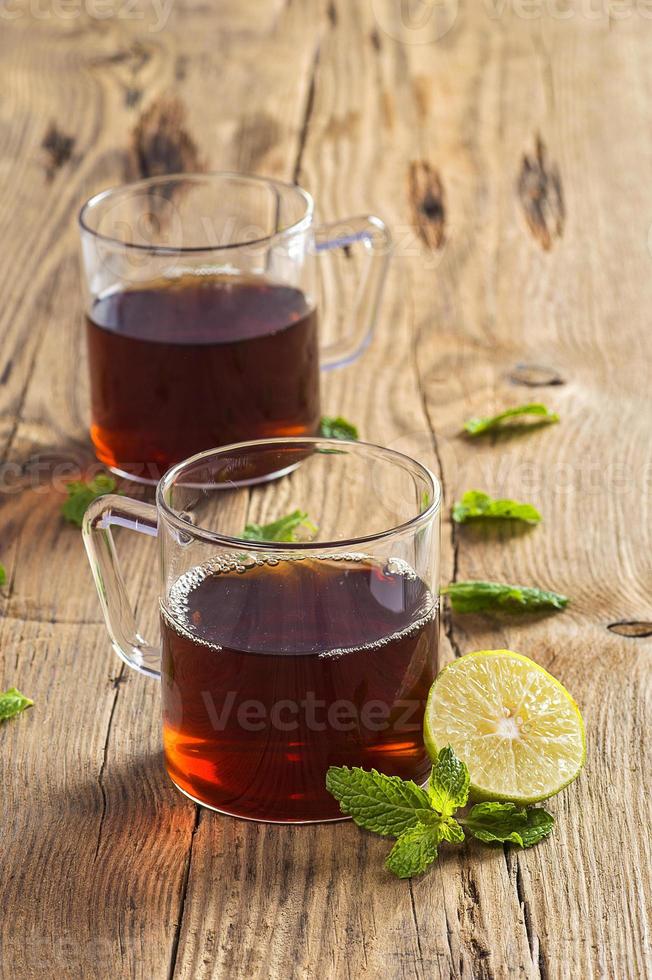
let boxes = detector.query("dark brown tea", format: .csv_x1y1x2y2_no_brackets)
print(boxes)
86,273,320,480
160,554,438,822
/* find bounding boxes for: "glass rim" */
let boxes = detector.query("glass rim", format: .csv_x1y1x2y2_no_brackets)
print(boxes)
78,171,315,255
156,437,442,551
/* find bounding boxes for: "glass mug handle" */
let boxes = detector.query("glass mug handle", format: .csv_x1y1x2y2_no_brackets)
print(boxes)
82,495,160,678
314,215,392,370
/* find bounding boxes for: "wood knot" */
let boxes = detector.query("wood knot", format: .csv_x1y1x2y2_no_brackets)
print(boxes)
126,95,204,180
408,160,446,250
42,122,75,180
517,135,565,251
509,363,565,387
607,621,652,639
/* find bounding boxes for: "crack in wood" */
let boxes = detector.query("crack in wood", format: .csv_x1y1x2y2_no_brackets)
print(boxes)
517,135,565,251
459,868,494,978
93,663,125,864
407,281,461,660
42,122,75,181
408,161,446,251
443,912,457,974
509,363,565,387
293,42,320,184
1,357,13,385
511,853,549,980
168,805,202,980
408,879,424,963
125,96,204,180
607,620,652,638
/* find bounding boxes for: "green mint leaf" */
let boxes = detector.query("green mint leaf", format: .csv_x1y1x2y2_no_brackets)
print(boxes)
0,564,5,587
452,490,541,525
243,510,318,543
463,802,554,848
0,687,33,722
516,808,556,847
464,403,559,436
319,415,359,440
62,473,117,528
428,745,470,816
385,823,442,878
440,818,465,844
326,766,433,836
442,581,568,614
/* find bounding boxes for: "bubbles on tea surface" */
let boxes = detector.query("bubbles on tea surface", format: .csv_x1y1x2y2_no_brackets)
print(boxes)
317,606,437,660
383,557,417,581
162,553,437,657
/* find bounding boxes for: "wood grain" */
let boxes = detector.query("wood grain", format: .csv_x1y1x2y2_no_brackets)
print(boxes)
0,1,651,978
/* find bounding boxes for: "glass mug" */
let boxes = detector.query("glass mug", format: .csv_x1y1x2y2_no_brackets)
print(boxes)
79,173,391,484
82,438,441,823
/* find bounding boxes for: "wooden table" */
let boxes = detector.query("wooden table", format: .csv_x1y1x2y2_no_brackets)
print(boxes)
1,2,651,977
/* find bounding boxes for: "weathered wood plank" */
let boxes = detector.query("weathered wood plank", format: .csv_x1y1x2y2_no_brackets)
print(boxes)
0,1,651,978
402,5,652,979
0,4,326,978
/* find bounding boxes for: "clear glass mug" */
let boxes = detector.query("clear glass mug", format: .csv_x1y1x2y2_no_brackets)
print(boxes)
79,173,391,484
82,438,441,823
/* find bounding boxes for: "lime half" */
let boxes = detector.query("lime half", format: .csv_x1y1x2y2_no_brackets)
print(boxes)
424,650,585,804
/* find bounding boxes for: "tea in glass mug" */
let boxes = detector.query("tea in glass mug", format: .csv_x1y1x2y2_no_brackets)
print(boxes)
79,173,391,483
82,438,441,823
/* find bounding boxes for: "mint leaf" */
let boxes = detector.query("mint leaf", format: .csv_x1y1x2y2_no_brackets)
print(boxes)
429,745,470,816
442,581,568,614
464,403,559,436
452,490,541,525
326,766,433,836
62,473,117,528
0,687,33,722
326,750,556,879
463,802,554,848
319,415,359,440
440,818,465,843
0,564,5,587
385,824,442,878
243,510,317,543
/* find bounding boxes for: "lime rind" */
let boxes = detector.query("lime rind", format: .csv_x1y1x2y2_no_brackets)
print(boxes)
424,650,586,805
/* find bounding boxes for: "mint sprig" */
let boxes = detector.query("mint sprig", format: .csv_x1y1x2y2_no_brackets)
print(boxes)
464,403,559,436
0,687,33,723
386,824,442,878
464,802,554,847
243,510,318,543
427,744,469,817
452,490,541,525
319,415,359,440
62,473,117,527
325,767,433,835
442,580,568,614
327,747,554,878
